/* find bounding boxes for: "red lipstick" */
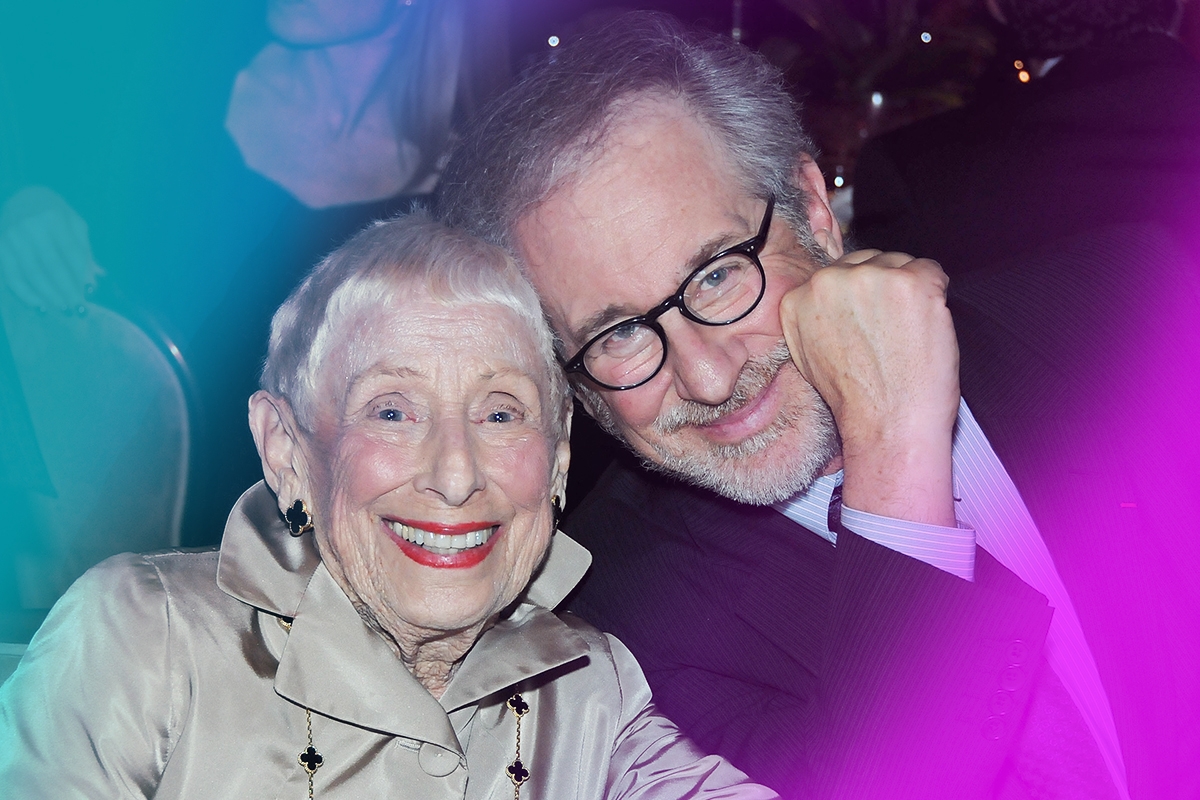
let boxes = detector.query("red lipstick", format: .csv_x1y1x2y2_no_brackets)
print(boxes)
382,519,502,569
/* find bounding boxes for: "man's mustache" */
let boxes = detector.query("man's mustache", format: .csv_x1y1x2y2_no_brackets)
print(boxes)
654,341,795,432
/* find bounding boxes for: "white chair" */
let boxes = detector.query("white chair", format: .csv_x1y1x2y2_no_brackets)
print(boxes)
0,642,26,687
1,292,190,616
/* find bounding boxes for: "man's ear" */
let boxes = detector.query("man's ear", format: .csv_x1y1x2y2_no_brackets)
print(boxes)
794,154,844,260
248,390,311,512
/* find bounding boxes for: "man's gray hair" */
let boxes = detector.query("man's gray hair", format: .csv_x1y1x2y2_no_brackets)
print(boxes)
261,212,571,438
438,10,818,255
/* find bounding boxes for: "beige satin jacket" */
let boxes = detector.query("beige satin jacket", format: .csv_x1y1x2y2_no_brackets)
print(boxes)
0,483,774,800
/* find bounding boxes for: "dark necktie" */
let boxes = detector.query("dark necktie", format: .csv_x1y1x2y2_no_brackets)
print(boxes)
827,483,843,532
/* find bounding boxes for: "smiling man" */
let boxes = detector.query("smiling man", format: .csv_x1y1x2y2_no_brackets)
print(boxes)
439,12,1127,799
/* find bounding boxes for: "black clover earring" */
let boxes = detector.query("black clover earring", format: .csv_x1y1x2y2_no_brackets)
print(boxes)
285,500,314,537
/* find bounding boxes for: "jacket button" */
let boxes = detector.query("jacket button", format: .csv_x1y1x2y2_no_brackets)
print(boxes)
982,716,1006,741
1005,640,1030,666
990,690,1014,716
999,665,1025,692
418,742,462,777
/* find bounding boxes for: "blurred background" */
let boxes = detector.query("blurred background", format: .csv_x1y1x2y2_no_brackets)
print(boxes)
2,0,1198,651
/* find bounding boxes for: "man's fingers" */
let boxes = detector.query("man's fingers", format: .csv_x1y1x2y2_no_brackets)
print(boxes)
834,248,944,273
780,248,958,414
836,248,884,265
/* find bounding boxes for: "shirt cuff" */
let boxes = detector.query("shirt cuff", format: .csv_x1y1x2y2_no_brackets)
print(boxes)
840,505,976,581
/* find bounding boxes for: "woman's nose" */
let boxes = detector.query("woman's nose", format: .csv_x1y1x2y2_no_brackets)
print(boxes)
661,317,745,405
412,417,485,506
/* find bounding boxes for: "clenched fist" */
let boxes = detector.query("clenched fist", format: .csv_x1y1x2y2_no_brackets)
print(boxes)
781,250,959,527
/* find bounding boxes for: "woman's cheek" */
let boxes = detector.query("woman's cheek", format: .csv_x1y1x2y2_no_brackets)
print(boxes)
487,436,555,509
336,432,417,500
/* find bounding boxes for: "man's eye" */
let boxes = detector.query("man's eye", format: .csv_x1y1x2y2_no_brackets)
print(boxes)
486,410,515,423
700,265,730,289
378,408,405,422
598,323,655,357
608,322,643,342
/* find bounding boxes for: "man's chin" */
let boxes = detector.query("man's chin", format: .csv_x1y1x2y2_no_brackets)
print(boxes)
575,351,841,505
634,405,841,505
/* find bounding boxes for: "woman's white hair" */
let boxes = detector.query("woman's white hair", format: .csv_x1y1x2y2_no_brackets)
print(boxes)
261,211,570,439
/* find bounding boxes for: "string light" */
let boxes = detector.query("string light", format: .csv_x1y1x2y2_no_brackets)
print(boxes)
920,31,932,43
548,35,560,47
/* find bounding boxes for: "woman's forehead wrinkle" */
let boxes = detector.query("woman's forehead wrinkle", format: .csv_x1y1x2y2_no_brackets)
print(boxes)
345,364,423,398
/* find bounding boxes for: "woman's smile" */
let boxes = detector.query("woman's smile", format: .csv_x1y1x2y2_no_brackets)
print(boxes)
383,518,502,568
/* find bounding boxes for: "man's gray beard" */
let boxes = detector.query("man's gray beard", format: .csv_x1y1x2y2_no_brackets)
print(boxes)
577,341,841,505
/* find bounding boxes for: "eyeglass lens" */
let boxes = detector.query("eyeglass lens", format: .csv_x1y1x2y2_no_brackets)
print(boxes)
583,252,764,388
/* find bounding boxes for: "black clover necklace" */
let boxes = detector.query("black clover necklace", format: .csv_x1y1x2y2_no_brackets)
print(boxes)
506,693,531,799
278,616,533,798
298,708,323,799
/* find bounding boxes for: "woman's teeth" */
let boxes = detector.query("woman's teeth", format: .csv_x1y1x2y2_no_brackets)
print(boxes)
388,521,496,555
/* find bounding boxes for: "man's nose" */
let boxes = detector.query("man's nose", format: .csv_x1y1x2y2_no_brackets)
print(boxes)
660,316,746,405
412,417,485,506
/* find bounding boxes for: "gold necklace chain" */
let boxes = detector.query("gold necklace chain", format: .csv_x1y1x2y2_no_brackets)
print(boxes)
298,709,323,799
278,617,324,799
278,616,532,798
505,693,531,800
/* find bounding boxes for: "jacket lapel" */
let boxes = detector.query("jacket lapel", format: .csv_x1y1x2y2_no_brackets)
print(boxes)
439,606,591,713
672,482,834,681
217,482,595,750
274,563,464,752
216,482,321,616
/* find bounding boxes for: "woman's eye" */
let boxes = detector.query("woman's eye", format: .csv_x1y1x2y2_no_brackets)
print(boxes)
486,410,516,424
377,407,405,422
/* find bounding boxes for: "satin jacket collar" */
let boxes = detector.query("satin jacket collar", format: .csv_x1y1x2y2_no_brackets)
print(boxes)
214,482,593,751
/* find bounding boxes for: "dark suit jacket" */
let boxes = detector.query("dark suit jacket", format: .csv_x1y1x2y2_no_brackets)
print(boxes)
565,451,1053,799
564,223,1200,797
852,27,1200,793
948,224,1200,800
853,32,1200,276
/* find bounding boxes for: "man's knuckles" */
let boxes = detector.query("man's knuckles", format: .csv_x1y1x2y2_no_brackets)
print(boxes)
809,253,948,303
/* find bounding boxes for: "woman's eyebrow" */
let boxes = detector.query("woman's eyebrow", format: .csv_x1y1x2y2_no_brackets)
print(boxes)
346,365,424,394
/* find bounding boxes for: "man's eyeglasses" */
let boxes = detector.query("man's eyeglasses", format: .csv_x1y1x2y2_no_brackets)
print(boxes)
562,196,774,391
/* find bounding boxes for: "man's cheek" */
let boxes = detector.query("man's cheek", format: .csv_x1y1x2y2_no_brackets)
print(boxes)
605,387,669,433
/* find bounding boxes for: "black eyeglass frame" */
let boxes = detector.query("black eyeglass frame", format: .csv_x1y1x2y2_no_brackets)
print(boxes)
561,195,775,391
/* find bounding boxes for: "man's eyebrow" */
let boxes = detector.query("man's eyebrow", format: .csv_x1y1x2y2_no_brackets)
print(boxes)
570,304,645,346
566,228,750,346
687,230,746,269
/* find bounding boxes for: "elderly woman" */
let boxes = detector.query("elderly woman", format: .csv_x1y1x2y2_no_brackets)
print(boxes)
0,215,774,799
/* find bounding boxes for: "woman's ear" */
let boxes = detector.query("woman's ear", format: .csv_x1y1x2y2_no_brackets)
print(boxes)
248,390,310,510
551,407,573,512
794,155,844,260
